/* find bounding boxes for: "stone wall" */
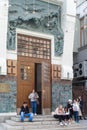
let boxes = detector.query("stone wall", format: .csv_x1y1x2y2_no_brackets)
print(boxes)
52,80,72,111
0,76,17,113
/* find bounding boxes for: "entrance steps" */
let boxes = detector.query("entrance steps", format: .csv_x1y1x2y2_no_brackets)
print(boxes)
1,115,86,130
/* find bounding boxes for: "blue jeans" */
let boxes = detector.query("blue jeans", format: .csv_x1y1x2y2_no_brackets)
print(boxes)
31,101,37,114
20,112,33,121
73,111,79,123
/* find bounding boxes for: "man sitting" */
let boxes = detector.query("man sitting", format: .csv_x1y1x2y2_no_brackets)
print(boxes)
20,102,33,122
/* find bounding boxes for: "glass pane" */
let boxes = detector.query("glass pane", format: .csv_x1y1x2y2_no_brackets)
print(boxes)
17,34,51,59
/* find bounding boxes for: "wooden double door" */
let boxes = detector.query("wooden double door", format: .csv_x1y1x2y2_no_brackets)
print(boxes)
17,57,51,114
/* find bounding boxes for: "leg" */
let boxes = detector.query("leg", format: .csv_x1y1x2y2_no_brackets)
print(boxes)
20,112,24,121
34,101,37,114
58,115,62,122
59,115,64,126
29,113,34,121
76,111,79,123
31,101,34,113
74,111,79,123
25,113,33,121
32,101,37,114
54,114,59,119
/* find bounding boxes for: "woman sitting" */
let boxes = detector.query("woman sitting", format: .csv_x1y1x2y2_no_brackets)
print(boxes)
53,105,68,126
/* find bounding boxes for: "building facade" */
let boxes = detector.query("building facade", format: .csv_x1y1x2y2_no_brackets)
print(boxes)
0,0,76,114
73,0,87,115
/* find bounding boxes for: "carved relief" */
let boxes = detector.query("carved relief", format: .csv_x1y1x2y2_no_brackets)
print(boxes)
8,0,64,56
7,25,16,50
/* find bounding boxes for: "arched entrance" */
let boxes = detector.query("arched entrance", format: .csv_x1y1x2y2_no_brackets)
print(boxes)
17,33,51,114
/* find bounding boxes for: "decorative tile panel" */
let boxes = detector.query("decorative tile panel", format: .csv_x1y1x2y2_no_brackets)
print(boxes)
52,80,72,111
7,0,64,56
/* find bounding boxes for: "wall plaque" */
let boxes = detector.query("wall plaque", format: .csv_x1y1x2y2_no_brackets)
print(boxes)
0,83,10,93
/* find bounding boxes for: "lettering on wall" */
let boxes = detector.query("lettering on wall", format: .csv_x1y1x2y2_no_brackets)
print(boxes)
0,83,10,93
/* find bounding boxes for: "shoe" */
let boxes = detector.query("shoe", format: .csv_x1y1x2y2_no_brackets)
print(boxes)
35,113,37,116
68,122,71,125
64,122,68,126
60,122,63,126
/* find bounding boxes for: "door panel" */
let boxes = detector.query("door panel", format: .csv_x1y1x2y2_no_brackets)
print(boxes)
17,60,34,108
42,62,51,114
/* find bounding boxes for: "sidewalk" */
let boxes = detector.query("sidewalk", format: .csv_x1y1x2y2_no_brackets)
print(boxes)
79,119,87,125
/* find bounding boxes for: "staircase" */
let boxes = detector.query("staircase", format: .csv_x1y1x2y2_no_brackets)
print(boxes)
1,115,86,130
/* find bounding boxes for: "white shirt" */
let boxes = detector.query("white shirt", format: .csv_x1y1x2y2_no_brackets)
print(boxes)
28,92,39,102
73,103,79,111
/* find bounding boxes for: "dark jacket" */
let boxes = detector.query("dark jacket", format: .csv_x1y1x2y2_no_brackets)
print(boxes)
20,105,29,114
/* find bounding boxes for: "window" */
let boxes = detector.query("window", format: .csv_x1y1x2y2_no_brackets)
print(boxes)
52,64,61,79
20,65,32,81
17,34,51,59
7,60,17,76
81,28,87,47
81,16,87,47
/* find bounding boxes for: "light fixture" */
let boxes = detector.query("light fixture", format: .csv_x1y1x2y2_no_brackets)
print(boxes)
27,66,30,70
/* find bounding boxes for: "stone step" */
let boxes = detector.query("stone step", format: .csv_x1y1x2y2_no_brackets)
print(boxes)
2,115,87,130
1,123,22,130
11,115,57,122
1,122,87,130
16,114,53,118
5,119,58,126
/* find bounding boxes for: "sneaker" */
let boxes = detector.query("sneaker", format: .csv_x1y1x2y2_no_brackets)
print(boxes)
35,113,37,116
60,122,63,126
68,122,71,125
64,122,68,126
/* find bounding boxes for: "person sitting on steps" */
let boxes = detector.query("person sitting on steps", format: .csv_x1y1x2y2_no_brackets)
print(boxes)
53,105,69,126
20,102,33,122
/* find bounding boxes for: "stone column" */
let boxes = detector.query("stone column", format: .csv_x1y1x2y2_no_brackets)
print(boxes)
0,0,9,75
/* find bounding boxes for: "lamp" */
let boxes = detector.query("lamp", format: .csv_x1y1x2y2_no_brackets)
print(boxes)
27,66,30,70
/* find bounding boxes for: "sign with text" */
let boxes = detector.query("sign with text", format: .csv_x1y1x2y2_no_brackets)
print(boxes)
0,83,10,93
